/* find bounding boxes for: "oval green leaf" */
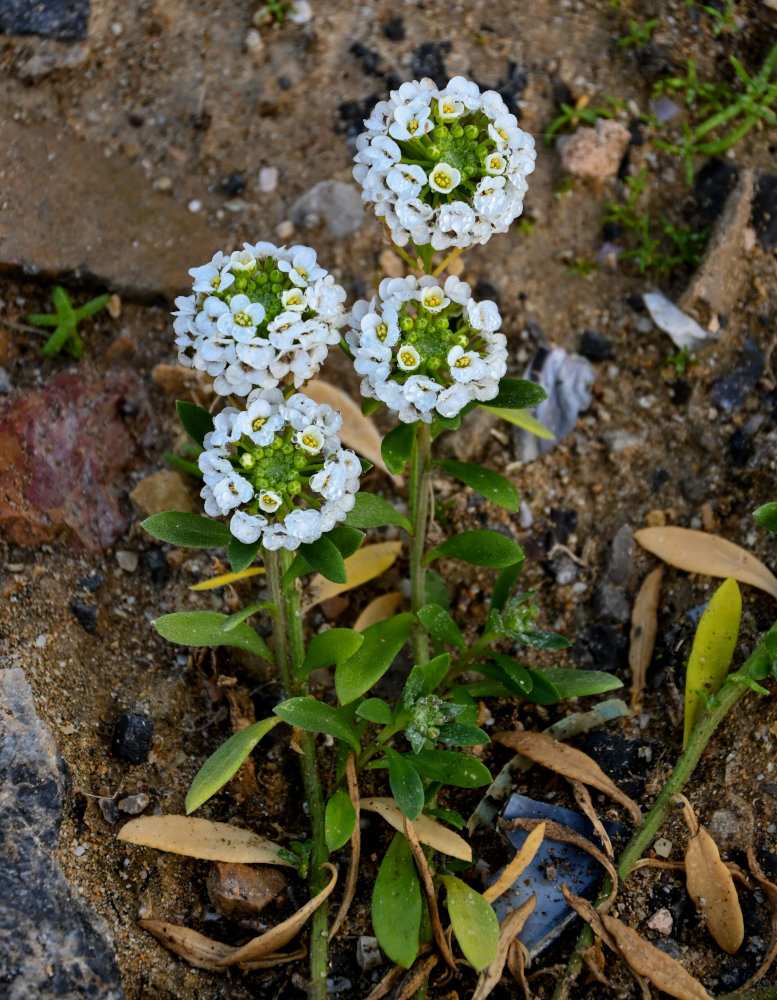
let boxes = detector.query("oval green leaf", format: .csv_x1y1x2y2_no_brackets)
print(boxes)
273,697,360,751
435,459,520,511
335,613,415,705
227,536,262,573
437,722,489,747
488,377,548,410
326,525,366,559
142,512,231,549
373,833,422,968
176,399,214,448
426,530,523,569
298,535,347,584
185,717,280,814
440,875,499,971
381,422,416,475
405,749,491,787
754,502,777,533
301,628,365,678
344,493,412,533
417,604,466,649
385,747,425,820
356,698,393,725
325,788,357,851
153,611,271,660
533,668,623,699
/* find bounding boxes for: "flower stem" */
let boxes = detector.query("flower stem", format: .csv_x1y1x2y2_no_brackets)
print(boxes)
551,630,777,1000
432,246,463,277
266,548,330,1000
409,421,432,665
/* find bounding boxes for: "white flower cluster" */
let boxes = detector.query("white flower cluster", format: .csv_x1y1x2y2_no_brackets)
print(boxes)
346,274,507,423
199,389,360,550
173,242,346,396
353,76,536,251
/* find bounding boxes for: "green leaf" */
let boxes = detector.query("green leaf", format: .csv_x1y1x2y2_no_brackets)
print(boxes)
482,405,555,439
301,628,365,678
273,697,360,751
684,577,741,745
327,525,366,559
424,569,450,611
426,530,523,569
435,459,520,511
176,400,214,448
417,604,466,649
488,377,548,410
227,536,262,573
164,453,202,478
142,512,231,549
519,627,572,650
356,698,393,724
299,535,347,583
400,654,451,712
219,601,274,632
185,717,279,814
325,789,357,851
477,655,533,696
754,502,777,533
534,668,623,700
344,493,412,533
405,749,491,788
385,747,425,820
335,613,415,704
153,611,271,660
438,723,489,747
425,807,464,829
381,422,416,475
361,396,382,416
373,833,422,968
440,875,499,972
522,668,563,705
491,560,525,612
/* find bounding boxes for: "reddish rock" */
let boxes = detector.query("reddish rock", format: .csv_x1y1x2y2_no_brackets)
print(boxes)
560,119,631,182
0,369,154,549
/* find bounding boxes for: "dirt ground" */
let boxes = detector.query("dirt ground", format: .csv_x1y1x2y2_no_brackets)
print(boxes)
2,0,777,998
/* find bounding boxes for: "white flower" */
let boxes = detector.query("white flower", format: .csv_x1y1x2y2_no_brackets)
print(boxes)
257,489,282,513
443,275,472,305
428,162,461,194
419,284,449,312
447,346,487,382
230,510,267,543
397,344,421,371
210,470,254,513
295,424,325,453
437,95,464,119
279,246,326,287
189,263,235,295
386,164,427,200
230,247,257,272
389,101,432,140
282,287,307,311
216,294,266,342
436,382,472,418
484,151,507,175
467,298,501,332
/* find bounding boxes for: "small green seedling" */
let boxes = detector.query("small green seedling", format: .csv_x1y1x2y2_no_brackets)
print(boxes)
618,17,659,48
254,0,301,24
667,346,699,378
27,285,110,359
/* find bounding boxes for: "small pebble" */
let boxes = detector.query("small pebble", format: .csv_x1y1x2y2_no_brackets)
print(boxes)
76,572,104,592
0,366,12,394
35,634,47,648
74,844,87,857
187,199,202,213
106,294,122,319
118,793,150,815
356,936,383,972
69,600,98,634
116,550,139,573
259,166,278,192
98,797,120,824
154,176,173,192
112,713,154,764
653,837,673,858
647,908,673,935
275,219,295,241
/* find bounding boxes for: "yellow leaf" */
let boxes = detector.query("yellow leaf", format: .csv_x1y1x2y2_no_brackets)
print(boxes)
683,577,741,745
481,405,555,439
482,823,545,903
635,526,777,600
189,567,265,591
353,591,403,631
118,815,293,866
304,380,390,475
361,797,472,861
301,542,403,612
629,567,663,712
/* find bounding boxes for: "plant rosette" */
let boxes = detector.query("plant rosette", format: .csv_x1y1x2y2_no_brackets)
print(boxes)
199,388,361,549
353,75,536,251
173,242,346,396
345,274,507,422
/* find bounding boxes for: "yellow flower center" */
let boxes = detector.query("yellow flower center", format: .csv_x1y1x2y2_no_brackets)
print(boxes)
234,311,252,327
252,417,266,432
302,432,319,449
376,322,388,341
400,349,416,366
408,119,419,133
442,101,455,114
433,170,452,189
426,293,442,308
455,356,471,368
287,292,303,306
211,275,221,288
296,267,308,279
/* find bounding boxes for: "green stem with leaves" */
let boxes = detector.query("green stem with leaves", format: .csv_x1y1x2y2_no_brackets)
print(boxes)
409,421,433,666
552,628,777,1000
266,549,330,1000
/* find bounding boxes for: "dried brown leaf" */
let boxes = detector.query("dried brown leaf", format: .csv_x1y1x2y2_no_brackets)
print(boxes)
678,795,744,953
304,380,390,476
483,824,545,903
506,940,533,1000
742,844,777,987
328,754,360,942
216,863,338,966
629,567,662,711
404,815,457,972
138,919,305,971
562,888,711,1000
118,815,293,865
353,591,403,631
493,730,642,824
473,895,536,1000
634,526,777,600
301,543,403,613
395,953,440,1000
361,797,472,861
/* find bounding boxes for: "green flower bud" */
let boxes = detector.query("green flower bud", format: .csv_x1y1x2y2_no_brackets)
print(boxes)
399,315,414,332
450,123,464,139
432,125,447,141
464,124,479,140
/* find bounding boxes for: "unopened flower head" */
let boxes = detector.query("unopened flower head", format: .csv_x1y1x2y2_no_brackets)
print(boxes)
199,390,360,550
346,275,507,423
353,76,536,251
173,243,346,396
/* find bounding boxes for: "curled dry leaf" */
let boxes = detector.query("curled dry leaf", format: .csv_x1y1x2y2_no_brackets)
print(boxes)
678,795,744,954
354,591,404,631
216,863,338,966
118,815,293,866
562,887,711,1000
483,823,545,904
394,952,440,1000
302,542,403,613
361,796,472,861
572,781,612,859
493,730,642,824
304,380,391,477
138,919,306,971
634,526,777,600
404,816,457,972
472,895,536,1000
743,844,777,987
328,754,361,943
629,567,662,712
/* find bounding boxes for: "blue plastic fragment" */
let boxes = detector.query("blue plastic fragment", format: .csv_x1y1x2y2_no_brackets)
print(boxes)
492,793,625,957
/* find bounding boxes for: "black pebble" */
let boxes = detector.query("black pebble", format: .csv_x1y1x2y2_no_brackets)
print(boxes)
336,96,380,140
694,158,740,223
473,279,500,304
112,714,154,765
76,572,104,592
411,41,451,87
578,330,613,363
382,16,404,40
752,173,777,253
69,600,97,634
0,0,89,40
651,467,670,492
350,42,382,77
145,546,170,585
729,427,751,465
669,379,691,406
220,172,246,197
